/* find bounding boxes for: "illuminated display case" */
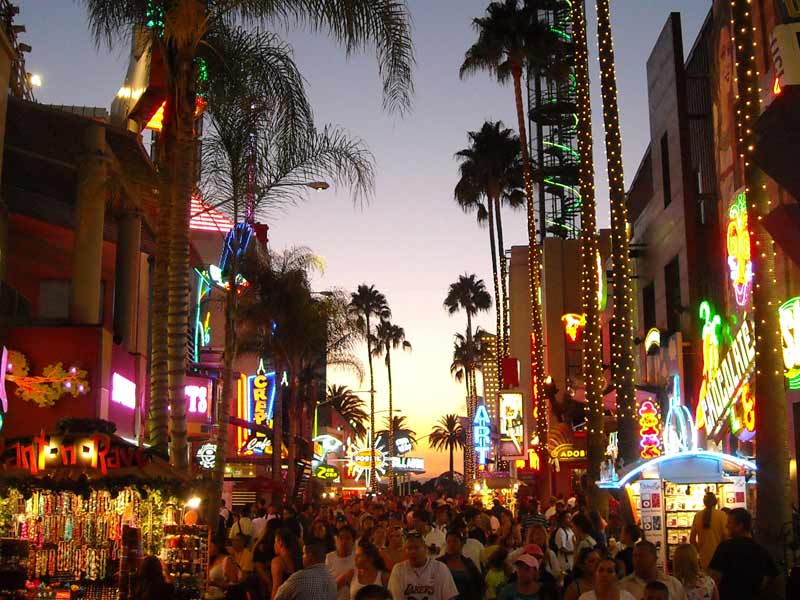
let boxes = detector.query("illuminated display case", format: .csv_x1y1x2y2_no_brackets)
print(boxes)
162,525,209,600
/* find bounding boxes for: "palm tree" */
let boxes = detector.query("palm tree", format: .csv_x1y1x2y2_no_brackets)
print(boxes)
454,121,524,371
461,0,561,458
239,249,363,491
82,0,414,470
573,0,605,512
323,385,369,438
593,0,637,467
372,320,411,493
444,273,491,481
376,415,417,451
730,1,790,576
429,414,466,480
200,35,375,504
349,284,391,491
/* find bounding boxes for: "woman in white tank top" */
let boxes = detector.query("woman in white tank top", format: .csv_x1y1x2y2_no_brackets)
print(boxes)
350,540,389,599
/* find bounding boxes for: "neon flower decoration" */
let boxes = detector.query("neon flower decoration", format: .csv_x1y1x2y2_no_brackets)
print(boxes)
561,313,587,342
729,381,756,442
727,191,754,306
779,296,800,390
663,375,697,454
4,350,89,407
638,400,662,459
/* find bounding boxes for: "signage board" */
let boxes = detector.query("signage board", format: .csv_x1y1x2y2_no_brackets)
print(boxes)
473,404,491,466
499,392,524,453
551,442,586,462
390,456,425,473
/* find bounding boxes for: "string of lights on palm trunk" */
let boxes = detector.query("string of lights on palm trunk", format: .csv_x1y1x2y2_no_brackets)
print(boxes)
572,0,605,485
595,0,637,464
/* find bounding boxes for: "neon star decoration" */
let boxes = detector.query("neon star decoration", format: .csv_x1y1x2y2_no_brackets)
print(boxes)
561,313,587,342
779,296,800,389
638,399,662,460
726,190,754,307
663,375,697,455
345,430,386,489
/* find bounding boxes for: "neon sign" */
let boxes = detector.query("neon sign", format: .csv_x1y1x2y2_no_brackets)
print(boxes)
499,393,524,453
663,375,697,454
698,315,755,438
473,404,491,466
561,313,586,342
345,431,386,489
1,433,148,476
196,442,217,470
185,384,209,415
4,350,89,407
314,464,340,481
727,190,754,306
551,443,587,461
111,373,136,409
779,296,800,389
395,436,413,455
729,382,756,442
638,399,662,459
390,456,425,473
597,251,607,310
237,361,277,454
645,328,661,353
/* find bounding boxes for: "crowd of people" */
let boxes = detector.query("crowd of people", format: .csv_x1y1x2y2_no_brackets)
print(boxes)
133,490,778,600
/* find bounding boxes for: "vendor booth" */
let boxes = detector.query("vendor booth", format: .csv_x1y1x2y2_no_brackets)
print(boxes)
0,420,207,600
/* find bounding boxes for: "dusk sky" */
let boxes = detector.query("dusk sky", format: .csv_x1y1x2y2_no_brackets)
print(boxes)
20,0,709,476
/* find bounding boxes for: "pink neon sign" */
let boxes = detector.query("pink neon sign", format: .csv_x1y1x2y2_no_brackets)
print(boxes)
111,372,136,409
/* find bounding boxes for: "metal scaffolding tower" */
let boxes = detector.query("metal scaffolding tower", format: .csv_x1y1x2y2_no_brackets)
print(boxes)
528,0,580,241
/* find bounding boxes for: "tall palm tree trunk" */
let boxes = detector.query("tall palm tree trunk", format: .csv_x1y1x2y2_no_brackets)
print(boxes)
575,0,607,514
386,348,395,494
595,0,637,467
731,1,789,585
449,441,454,479
272,365,286,487
149,145,171,453
166,52,197,472
494,198,510,360
486,194,504,392
511,63,549,494
287,373,300,493
366,314,377,492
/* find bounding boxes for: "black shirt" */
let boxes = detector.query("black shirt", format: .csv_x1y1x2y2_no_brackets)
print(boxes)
617,546,634,576
709,536,778,599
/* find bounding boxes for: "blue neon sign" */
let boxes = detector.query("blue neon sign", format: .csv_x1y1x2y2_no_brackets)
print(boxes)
473,404,491,465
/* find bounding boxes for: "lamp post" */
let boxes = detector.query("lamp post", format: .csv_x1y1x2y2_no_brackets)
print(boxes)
190,180,330,221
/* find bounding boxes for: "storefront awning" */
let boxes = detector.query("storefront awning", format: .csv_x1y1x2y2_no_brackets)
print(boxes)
598,450,757,489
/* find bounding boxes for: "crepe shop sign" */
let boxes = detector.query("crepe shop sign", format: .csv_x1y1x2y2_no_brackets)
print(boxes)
0,433,147,476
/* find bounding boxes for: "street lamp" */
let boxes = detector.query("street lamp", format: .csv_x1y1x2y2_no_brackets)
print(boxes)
190,180,330,220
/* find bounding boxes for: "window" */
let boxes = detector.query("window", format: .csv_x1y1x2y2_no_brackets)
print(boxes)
661,132,671,207
642,281,656,332
664,256,681,332
38,280,70,320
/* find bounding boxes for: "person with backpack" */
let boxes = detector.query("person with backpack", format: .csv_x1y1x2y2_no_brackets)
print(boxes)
553,511,575,573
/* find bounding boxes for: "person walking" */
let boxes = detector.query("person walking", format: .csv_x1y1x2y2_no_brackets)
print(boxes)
672,544,718,600
350,541,389,599
270,528,303,600
689,492,727,569
497,554,559,600
708,508,778,599
554,511,576,573
437,530,484,600
577,555,636,600
387,532,459,600
327,525,357,600
274,542,337,600
620,541,688,600
564,548,600,600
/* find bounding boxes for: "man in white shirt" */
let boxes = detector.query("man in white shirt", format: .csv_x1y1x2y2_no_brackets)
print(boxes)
620,541,688,600
462,533,484,570
388,533,458,600
554,512,575,572
326,525,356,600
412,510,445,557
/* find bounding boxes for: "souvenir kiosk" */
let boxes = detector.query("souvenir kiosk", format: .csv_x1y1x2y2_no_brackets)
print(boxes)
0,419,207,600
598,376,756,570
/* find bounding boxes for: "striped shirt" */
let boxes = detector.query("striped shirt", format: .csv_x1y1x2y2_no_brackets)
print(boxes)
521,512,548,535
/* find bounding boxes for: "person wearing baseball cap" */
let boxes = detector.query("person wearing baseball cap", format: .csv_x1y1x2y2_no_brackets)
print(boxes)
497,554,559,600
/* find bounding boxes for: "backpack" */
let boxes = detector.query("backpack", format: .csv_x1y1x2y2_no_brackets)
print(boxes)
548,528,559,554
